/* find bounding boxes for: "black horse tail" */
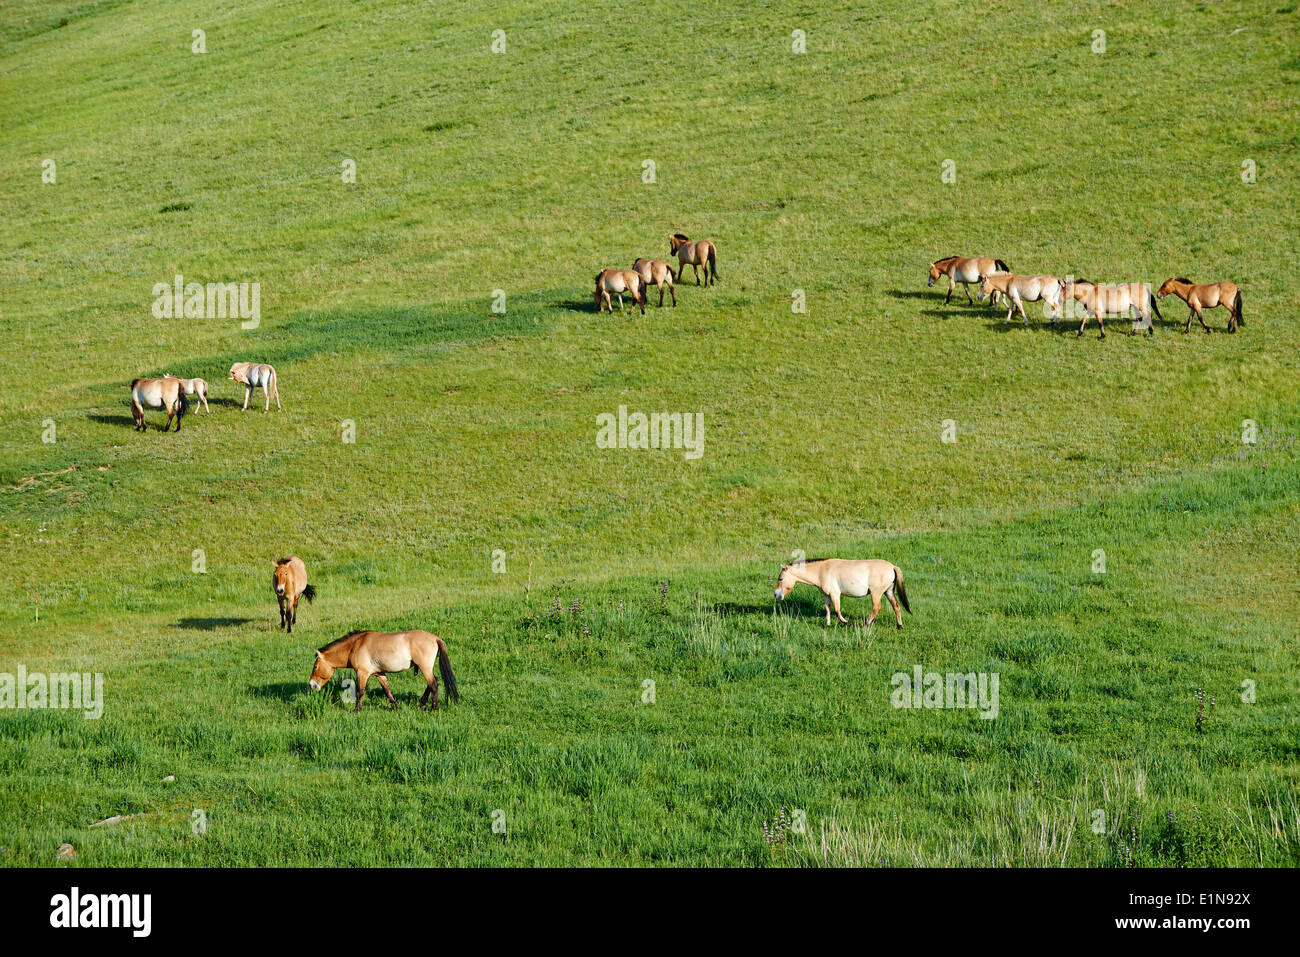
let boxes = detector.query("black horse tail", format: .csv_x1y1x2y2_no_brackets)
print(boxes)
436,637,460,703
894,566,911,614
1149,289,1163,320
708,244,718,281
995,259,1010,273
1234,290,1243,327
177,391,189,421
302,584,317,603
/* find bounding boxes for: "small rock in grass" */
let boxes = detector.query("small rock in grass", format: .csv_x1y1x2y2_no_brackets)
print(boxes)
56,843,76,861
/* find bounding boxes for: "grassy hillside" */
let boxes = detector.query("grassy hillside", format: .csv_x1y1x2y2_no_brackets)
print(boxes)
0,0,1297,865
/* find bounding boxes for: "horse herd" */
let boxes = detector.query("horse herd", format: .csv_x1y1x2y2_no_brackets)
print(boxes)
265,555,459,712
125,240,1243,431
268,550,905,715
928,255,1243,337
119,237,1242,715
128,362,281,431
594,233,718,314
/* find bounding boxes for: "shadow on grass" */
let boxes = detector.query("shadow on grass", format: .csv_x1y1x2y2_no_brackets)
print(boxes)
884,289,933,300
94,296,561,396
174,617,256,630
981,316,1080,334
710,600,775,617
87,412,137,428
248,682,305,703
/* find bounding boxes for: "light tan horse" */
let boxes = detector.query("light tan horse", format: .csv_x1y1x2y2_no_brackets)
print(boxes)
163,375,210,413
272,556,316,634
669,233,718,286
774,558,911,628
1157,278,1242,334
978,274,1065,326
309,629,459,712
632,258,676,307
928,256,1010,305
1064,280,1162,338
229,361,280,411
595,269,646,315
129,376,188,432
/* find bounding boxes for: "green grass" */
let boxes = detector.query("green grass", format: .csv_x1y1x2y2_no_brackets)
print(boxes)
0,0,1297,866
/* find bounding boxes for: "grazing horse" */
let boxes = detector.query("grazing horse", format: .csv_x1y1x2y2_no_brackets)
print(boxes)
309,629,459,712
978,274,1066,326
1157,278,1242,334
669,234,718,286
229,361,280,412
129,376,188,432
163,375,210,414
632,258,677,307
595,269,646,315
774,558,911,628
928,256,1010,305
272,556,316,634
1064,280,1161,338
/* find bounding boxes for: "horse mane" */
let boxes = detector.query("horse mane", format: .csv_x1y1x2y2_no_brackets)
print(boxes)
275,557,294,566
318,630,366,653
783,557,831,567
934,255,958,265
1173,277,1192,284
672,232,690,241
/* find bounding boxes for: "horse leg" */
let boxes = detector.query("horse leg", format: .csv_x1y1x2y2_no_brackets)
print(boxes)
263,383,271,412
375,675,398,710
419,670,433,709
823,594,832,627
693,264,700,285
832,591,848,625
669,283,676,307
1017,297,1030,327
353,671,372,712
865,592,880,627
1194,303,1211,333
676,261,685,283
963,282,974,304
886,589,903,629
658,283,665,307
278,595,286,629
242,385,251,411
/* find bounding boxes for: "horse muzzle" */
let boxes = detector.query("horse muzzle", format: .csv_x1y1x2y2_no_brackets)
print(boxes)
309,679,321,690
774,589,786,600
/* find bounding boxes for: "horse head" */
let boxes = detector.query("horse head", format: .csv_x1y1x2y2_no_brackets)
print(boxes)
308,650,334,690
774,564,798,600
